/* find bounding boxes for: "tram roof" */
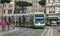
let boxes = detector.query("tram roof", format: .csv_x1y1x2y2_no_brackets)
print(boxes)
34,12,44,14
4,12,44,16
4,13,33,16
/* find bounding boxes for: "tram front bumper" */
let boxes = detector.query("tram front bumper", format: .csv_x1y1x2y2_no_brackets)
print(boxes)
33,24,46,29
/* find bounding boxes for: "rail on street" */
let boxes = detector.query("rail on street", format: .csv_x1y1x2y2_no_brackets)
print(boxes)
41,27,53,36
0,27,44,36
0,27,60,36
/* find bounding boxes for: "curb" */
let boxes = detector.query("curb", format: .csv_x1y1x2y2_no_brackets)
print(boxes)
0,28,19,36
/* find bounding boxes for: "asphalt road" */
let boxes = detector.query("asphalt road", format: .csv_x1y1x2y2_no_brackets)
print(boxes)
53,27,60,36
1,27,44,36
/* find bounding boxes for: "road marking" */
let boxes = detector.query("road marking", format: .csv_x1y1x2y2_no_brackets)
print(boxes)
46,27,53,36
51,28,53,36
46,28,51,36
41,28,48,36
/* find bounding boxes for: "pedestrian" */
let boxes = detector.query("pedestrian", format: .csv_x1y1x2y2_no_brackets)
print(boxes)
7,21,10,30
0,20,1,25
1,20,6,31
11,22,15,30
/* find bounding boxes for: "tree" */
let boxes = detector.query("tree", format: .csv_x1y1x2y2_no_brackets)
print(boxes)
1,0,10,3
39,0,45,6
15,1,32,13
39,0,46,12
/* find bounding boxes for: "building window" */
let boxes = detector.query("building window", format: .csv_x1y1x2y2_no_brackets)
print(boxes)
9,4,12,8
59,15,60,17
3,10,5,14
58,6,60,12
49,7,55,13
8,10,12,14
53,0,55,3
4,4,6,8
59,0,60,2
40,10,44,12
47,0,50,3
55,0,59,2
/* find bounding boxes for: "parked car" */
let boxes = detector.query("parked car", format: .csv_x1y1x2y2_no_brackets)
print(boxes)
51,21,57,27
45,21,51,26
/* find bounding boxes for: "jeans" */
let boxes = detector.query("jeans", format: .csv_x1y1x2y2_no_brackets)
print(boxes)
2,26,5,31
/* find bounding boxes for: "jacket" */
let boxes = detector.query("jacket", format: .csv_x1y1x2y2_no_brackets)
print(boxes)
1,21,6,27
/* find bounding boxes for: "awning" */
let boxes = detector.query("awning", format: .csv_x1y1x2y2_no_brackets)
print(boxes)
47,17,58,20
58,18,60,20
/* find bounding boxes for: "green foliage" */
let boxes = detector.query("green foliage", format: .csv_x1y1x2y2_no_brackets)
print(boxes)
39,0,46,5
1,0,11,3
16,1,32,7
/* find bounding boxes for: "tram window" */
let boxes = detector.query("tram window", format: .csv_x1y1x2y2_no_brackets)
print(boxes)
35,19,43,22
35,14,44,17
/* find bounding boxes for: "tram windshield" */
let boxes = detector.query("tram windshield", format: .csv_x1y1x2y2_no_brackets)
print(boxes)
35,14,44,24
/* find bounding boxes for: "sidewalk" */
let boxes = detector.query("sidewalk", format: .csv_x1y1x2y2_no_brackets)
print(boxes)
0,25,14,31
0,25,19,36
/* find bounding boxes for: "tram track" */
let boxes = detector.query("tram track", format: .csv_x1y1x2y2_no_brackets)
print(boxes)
41,27,53,36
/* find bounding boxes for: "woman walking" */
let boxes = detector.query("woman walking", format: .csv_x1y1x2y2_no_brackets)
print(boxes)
1,20,6,31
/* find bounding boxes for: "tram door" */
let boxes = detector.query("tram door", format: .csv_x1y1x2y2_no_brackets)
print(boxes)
19,16,21,26
15,16,19,26
19,16,24,26
15,15,26,27
25,15,33,27
20,16,25,26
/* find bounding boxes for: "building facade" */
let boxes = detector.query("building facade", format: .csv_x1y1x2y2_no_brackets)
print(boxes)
46,0,60,21
0,0,45,17
0,3,3,18
0,0,15,17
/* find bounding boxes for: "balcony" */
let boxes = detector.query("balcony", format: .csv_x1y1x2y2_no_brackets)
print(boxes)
46,2,60,6
54,2,60,6
46,11,58,15
49,11,55,13
56,11,60,15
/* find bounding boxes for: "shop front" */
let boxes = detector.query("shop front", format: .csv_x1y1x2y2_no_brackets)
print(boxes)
46,17,58,26
47,17,58,20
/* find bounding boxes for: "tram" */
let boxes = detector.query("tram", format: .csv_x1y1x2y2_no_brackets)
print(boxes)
3,12,46,28
3,13,33,27
33,12,46,28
